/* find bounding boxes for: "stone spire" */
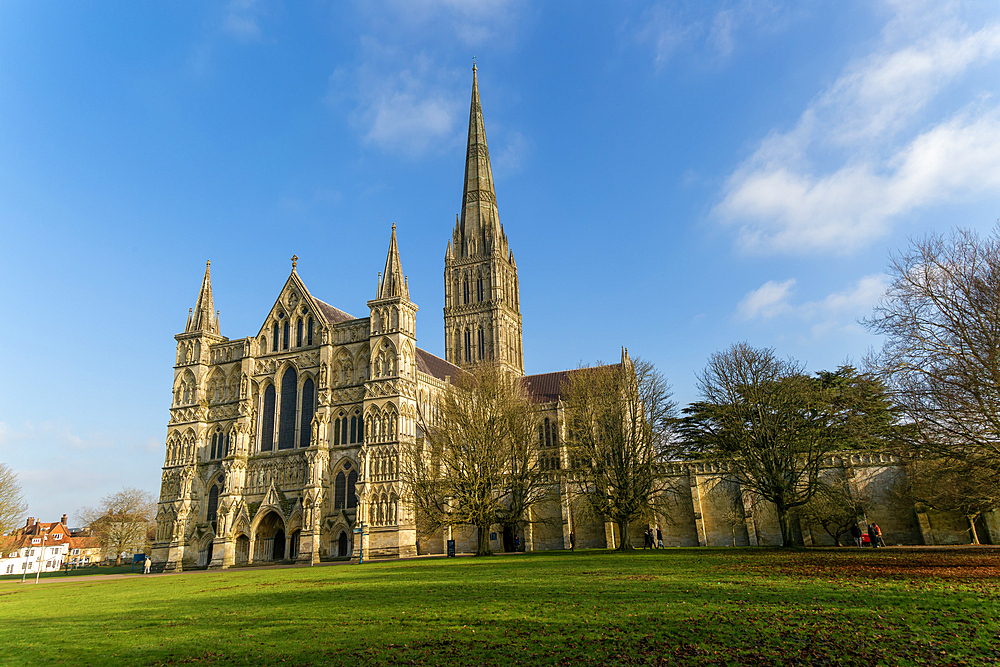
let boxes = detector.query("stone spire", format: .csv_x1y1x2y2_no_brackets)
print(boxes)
377,224,409,300
457,64,502,258
186,261,219,334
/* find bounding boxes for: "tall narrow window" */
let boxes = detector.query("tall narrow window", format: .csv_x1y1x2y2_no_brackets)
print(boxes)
350,415,357,443
299,378,314,448
277,367,297,450
463,277,470,304
307,318,314,346
207,485,219,522
282,320,290,350
333,418,341,446
261,385,276,452
347,470,358,508
272,324,279,352
334,472,346,510
544,418,551,447
210,431,218,459
464,330,472,362
478,328,485,361
477,276,484,302
224,431,231,457
342,417,349,445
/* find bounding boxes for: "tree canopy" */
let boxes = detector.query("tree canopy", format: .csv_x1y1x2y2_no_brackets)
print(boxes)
679,343,896,546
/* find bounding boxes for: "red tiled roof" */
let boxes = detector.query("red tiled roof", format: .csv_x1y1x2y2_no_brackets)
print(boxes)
520,364,621,404
415,348,465,381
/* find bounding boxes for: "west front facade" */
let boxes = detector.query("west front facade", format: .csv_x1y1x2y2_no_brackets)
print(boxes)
152,67,535,570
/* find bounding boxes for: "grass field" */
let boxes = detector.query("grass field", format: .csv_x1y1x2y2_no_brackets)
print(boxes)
0,565,143,582
0,547,997,666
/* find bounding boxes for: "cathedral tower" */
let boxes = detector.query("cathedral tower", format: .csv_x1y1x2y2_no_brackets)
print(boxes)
444,65,524,375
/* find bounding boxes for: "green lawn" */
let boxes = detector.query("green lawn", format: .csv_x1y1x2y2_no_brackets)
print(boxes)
0,547,996,666
0,565,142,581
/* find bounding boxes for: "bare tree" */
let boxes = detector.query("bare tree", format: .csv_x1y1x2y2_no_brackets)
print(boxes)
906,455,1000,544
798,468,875,546
0,463,28,537
563,354,677,551
78,487,155,565
403,363,548,556
680,345,895,547
865,227,1000,487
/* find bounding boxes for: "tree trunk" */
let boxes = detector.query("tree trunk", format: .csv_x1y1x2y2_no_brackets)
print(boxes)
616,518,631,551
776,505,795,548
968,515,981,545
476,523,492,556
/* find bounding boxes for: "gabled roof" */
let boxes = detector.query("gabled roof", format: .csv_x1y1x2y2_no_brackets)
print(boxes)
314,298,354,324
520,364,622,404
415,348,464,381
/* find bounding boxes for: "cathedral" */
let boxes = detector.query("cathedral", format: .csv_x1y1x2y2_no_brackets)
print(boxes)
152,68,978,570
152,66,588,570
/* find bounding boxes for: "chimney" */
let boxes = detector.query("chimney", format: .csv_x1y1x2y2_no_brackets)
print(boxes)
26,517,34,528
61,514,67,526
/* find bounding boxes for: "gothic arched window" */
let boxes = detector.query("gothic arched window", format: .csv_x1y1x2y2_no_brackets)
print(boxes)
296,319,303,347
349,415,357,444
261,385,276,452
277,367,297,450
477,275,484,302
464,329,472,363
477,328,485,361
347,470,358,509
299,378,315,448
334,472,346,510
463,276,470,304
307,318,314,346
207,485,219,522
282,320,290,350
333,416,341,446
272,323,279,352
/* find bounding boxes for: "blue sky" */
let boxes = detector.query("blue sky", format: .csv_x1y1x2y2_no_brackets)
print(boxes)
2,0,999,524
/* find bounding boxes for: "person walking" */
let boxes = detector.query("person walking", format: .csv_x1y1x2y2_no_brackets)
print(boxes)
874,523,886,548
656,526,663,549
569,532,575,551
643,528,651,549
850,523,863,548
143,556,151,574
867,523,878,548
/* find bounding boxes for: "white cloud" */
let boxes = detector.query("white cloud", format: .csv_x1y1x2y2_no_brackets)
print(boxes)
333,49,465,156
362,0,524,47
715,3,1000,254
636,0,796,67
492,130,529,175
736,278,796,320
333,1,525,157
737,274,890,337
222,0,266,41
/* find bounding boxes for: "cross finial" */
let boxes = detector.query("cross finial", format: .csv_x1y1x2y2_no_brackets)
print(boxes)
291,255,298,270
472,55,476,71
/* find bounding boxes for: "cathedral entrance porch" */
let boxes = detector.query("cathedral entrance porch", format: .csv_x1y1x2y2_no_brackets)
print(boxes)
253,511,290,563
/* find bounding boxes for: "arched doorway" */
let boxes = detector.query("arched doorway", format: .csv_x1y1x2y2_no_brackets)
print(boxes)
289,530,300,560
254,511,286,562
235,535,250,564
274,529,286,560
338,531,348,557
